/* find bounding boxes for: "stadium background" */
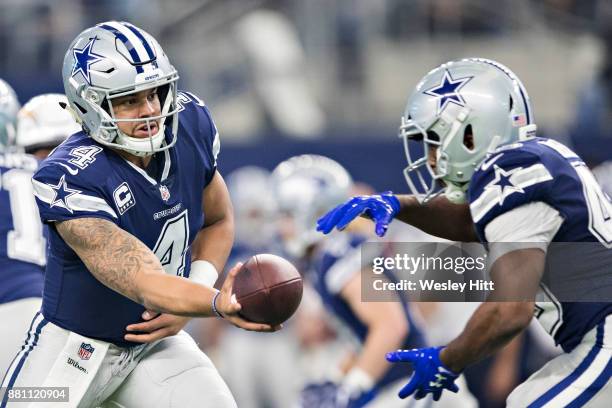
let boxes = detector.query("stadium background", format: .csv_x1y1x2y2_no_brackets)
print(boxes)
2,1,611,407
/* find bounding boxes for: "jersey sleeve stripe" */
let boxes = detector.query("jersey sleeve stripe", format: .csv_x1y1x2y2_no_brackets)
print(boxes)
212,130,220,166
471,163,553,223
32,179,118,219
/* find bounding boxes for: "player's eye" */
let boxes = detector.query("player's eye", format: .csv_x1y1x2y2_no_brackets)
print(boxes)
120,97,137,106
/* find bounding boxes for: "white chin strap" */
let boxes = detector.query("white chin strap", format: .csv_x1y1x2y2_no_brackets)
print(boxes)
444,182,468,204
115,123,166,157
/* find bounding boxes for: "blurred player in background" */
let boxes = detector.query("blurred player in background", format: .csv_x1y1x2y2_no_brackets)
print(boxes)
318,58,612,406
0,80,40,375
272,154,476,407
0,89,80,375
1,21,277,408
216,165,302,408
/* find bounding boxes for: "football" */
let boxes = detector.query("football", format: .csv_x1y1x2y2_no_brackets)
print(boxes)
233,254,303,326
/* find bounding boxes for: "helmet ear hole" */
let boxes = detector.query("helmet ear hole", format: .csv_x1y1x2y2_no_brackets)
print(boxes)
101,99,110,116
73,102,88,114
426,131,440,143
509,95,514,111
463,124,474,151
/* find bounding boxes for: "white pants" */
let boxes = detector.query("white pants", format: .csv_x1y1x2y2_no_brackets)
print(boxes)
101,330,236,408
1,312,235,408
507,315,612,407
0,298,41,377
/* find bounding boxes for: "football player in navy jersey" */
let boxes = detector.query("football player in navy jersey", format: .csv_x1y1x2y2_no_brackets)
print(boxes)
272,155,476,407
0,90,81,376
1,22,276,408
317,58,611,406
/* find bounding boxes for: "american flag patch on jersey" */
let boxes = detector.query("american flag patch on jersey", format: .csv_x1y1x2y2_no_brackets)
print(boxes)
512,114,527,126
78,342,95,360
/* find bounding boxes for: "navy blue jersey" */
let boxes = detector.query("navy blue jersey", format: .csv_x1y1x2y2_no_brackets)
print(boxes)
313,233,427,389
468,137,612,352
31,92,219,346
0,152,45,303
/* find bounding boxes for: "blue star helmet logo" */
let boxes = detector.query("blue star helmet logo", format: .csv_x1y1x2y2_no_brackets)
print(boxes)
71,37,105,85
424,70,473,113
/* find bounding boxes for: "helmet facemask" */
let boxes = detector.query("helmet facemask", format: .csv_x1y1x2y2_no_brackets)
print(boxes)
79,72,180,157
400,105,474,203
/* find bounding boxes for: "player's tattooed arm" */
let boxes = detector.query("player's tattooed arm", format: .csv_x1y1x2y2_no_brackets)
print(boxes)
55,218,276,331
56,217,165,304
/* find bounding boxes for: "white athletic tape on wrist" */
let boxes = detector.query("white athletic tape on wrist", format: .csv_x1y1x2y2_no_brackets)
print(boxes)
189,260,219,287
342,367,375,396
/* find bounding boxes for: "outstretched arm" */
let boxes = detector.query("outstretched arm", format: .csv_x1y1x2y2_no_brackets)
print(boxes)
56,217,275,331
317,192,478,242
395,195,477,242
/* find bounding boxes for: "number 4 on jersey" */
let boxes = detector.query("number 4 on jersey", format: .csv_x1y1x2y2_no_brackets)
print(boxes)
69,146,103,169
152,210,189,276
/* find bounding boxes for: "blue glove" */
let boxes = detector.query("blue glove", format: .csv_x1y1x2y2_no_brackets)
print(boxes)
299,381,375,408
316,192,400,237
386,347,460,401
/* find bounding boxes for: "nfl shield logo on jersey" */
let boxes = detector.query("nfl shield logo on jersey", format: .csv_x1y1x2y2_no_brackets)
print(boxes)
159,185,171,202
78,343,95,360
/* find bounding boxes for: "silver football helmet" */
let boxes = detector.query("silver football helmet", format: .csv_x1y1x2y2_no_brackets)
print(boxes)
399,58,537,203
62,21,179,157
0,79,20,150
17,93,82,153
271,155,352,257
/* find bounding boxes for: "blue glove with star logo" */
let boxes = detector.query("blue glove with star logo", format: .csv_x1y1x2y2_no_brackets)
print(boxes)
386,347,460,401
316,192,400,237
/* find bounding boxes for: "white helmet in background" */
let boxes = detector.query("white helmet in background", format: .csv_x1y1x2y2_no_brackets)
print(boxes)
17,93,82,153
0,79,20,150
271,155,352,257
226,166,277,248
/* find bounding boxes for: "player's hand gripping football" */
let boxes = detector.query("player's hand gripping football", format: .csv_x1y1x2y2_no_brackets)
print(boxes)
215,262,282,332
316,191,400,237
386,346,460,401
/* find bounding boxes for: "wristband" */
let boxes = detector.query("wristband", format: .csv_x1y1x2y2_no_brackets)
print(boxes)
189,260,219,287
212,290,224,318
342,367,375,396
